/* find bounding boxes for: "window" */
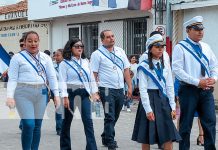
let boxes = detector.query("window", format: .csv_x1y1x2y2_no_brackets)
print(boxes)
124,18,147,57
69,27,80,39
82,23,98,58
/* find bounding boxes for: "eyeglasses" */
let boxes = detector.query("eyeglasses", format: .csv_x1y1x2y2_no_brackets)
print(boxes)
73,45,84,49
20,44,24,47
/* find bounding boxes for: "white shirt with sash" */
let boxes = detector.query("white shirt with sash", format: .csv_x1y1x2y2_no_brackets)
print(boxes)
58,57,98,98
172,37,218,86
7,50,59,98
90,45,130,89
138,58,175,113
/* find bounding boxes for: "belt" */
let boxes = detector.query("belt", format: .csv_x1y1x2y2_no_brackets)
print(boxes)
180,81,196,87
67,84,85,90
17,83,46,88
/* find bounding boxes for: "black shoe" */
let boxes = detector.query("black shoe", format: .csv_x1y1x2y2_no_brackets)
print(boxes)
108,144,117,150
102,140,118,148
56,130,61,136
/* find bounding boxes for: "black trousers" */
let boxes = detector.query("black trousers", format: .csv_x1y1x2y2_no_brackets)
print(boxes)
179,84,216,150
99,87,124,145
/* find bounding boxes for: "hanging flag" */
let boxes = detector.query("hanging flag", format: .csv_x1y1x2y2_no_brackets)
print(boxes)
92,0,117,8
128,0,152,11
0,44,11,74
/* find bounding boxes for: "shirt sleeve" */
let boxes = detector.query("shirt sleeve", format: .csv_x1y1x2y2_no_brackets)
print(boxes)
172,44,200,86
87,59,98,94
46,57,59,97
138,69,153,113
121,49,130,69
7,55,19,99
165,63,176,111
208,46,218,81
90,51,100,73
58,61,68,98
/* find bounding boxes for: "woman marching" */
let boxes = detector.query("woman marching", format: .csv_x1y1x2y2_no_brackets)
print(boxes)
59,38,99,150
6,31,60,150
132,34,181,150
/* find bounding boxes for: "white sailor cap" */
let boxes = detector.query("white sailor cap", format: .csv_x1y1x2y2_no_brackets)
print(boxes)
146,34,165,51
183,16,204,30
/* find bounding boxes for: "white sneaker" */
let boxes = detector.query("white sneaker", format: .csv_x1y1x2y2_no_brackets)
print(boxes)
122,106,125,111
126,108,131,112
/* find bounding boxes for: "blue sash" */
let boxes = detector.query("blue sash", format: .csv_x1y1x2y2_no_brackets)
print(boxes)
19,51,46,83
98,47,124,71
138,61,167,97
179,41,210,77
63,59,90,84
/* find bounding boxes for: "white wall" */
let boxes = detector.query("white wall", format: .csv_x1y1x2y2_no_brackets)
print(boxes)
51,10,152,52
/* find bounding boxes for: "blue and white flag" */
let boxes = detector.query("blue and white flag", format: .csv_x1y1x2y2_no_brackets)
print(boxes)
92,0,117,8
0,44,11,74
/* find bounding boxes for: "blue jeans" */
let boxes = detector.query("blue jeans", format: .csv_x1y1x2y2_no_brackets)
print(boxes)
60,88,97,150
179,84,216,150
124,96,131,108
99,87,124,145
14,85,48,150
21,119,43,150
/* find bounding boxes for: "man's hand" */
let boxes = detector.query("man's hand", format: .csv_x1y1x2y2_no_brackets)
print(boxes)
90,92,100,102
146,112,155,121
54,96,61,109
63,97,70,109
127,87,132,98
198,79,209,89
171,110,176,120
206,78,216,87
6,98,16,108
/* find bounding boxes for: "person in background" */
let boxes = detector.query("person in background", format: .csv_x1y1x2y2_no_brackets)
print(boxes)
6,30,60,150
123,70,135,112
44,50,51,56
50,49,64,135
132,34,181,150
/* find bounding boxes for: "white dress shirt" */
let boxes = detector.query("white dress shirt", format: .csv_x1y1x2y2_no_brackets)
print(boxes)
90,45,130,89
59,57,98,98
172,37,218,86
7,51,59,98
138,59,175,113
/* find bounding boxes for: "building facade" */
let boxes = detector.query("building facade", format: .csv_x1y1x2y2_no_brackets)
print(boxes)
28,0,162,58
0,0,50,54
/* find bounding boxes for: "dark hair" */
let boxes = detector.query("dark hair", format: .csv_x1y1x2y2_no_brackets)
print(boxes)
148,47,164,70
56,49,63,55
129,55,136,62
149,31,162,37
63,38,86,60
100,29,111,40
44,50,51,56
8,51,14,56
19,38,24,43
23,31,39,41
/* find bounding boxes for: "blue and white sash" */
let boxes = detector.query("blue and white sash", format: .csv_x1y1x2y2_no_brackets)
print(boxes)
98,46,124,71
63,59,90,83
19,51,47,83
179,40,210,77
138,60,167,97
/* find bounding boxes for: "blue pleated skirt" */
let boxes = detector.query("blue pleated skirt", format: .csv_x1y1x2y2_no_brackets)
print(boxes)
132,89,181,145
